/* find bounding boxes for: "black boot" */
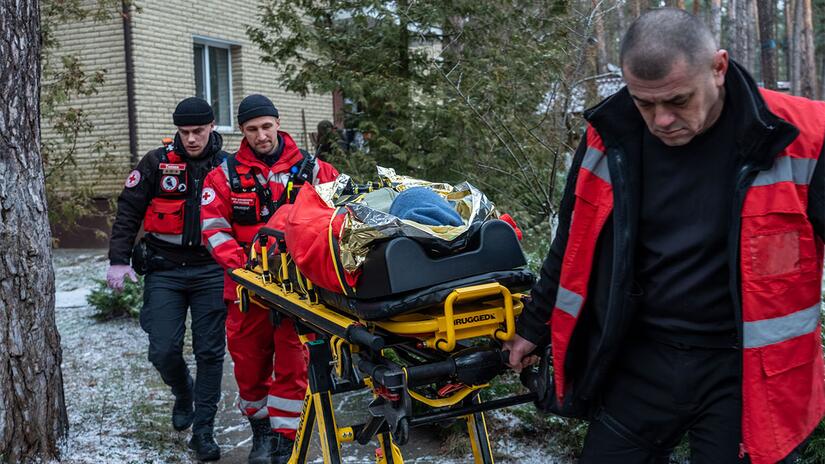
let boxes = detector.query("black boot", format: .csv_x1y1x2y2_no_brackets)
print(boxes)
269,431,295,464
188,431,221,461
172,395,194,431
248,417,274,464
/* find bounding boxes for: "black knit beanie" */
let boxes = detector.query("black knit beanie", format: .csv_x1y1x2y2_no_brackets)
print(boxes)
237,94,279,126
172,97,214,126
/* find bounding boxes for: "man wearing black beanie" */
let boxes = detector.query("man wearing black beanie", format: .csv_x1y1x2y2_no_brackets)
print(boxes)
201,94,339,464
108,97,228,461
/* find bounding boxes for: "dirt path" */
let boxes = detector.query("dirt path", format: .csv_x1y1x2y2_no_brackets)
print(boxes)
54,249,561,464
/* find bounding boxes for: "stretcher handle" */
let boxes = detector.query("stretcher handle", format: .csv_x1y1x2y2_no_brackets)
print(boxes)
357,358,404,390
346,325,384,352
405,348,510,387
518,345,554,412
257,227,287,252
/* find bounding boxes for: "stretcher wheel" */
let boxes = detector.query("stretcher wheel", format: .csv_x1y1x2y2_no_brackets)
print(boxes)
392,417,409,445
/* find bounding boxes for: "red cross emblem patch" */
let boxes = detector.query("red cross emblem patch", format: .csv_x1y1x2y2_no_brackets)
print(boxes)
201,187,216,206
124,170,141,188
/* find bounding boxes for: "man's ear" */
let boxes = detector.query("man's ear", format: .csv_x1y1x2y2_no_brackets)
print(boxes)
712,49,729,85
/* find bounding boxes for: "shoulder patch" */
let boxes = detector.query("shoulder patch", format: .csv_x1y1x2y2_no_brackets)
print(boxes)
124,170,141,188
201,187,217,206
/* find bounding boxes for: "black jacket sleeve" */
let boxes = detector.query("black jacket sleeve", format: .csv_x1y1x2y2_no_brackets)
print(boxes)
107,150,159,265
516,134,588,347
808,146,824,241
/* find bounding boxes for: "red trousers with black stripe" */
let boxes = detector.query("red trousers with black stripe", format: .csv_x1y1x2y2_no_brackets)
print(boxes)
225,301,308,440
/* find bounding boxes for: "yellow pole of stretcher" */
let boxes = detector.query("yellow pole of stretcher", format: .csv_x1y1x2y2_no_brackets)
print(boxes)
260,236,271,283
376,432,404,464
466,395,495,464
287,388,314,464
437,283,514,352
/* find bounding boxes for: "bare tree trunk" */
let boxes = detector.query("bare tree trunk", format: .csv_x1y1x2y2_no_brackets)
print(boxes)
616,0,627,57
709,0,722,46
798,0,817,97
585,1,601,107
593,0,608,73
693,0,701,15
749,0,761,74
791,0,803,93
0,0,67,462
630,0,642,18
729,0,759,71
757,0,778,88
817,54,825,100
785,0,799,88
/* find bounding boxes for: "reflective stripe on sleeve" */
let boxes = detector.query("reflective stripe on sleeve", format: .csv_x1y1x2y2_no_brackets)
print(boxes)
220,159,230,184
206,231,234,251
581,146,611,184
202,217,231,231
554,286,585,318
752,156,817,187
311,163,321,185
743,303,821,348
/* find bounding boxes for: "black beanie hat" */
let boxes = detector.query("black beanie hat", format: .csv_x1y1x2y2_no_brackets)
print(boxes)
237,94,279,126
172,97,214,126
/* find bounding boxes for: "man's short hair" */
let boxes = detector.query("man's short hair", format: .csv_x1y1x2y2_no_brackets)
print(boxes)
620,8,717,80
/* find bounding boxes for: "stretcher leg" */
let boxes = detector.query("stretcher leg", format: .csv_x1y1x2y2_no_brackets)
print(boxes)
306,338,343,464
287,388,314,464
466,395,495,464
376,431,404,464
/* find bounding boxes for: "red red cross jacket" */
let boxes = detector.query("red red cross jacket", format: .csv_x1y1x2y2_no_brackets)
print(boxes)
200,131,339,300
518,61,825,464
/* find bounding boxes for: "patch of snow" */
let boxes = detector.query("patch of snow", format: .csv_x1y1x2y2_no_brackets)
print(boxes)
56,288,92,309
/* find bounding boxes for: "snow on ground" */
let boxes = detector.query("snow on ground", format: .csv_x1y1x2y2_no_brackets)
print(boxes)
53,249,564,463
55,250,193,464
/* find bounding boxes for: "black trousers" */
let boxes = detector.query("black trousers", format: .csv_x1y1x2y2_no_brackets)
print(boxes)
140,262,226,434
580,336,747,464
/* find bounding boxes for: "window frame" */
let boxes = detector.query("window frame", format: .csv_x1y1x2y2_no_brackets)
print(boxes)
193,36,237,132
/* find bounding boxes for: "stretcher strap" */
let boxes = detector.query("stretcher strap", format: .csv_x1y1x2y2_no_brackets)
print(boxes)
329,206,356,297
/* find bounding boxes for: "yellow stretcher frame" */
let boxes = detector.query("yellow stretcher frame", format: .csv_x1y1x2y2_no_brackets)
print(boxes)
231,240,531,464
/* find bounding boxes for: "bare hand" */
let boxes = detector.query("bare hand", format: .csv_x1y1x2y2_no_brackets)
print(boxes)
503,334,539,373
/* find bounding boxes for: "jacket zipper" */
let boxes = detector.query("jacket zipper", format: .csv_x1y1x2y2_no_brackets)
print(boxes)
185,176,201,247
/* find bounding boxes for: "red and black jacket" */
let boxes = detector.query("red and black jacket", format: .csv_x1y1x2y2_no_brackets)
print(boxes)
200,131,339,300
517,61,825,464
108,132,228,266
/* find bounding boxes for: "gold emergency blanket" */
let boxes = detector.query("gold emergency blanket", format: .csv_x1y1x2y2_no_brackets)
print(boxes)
314,167,498,273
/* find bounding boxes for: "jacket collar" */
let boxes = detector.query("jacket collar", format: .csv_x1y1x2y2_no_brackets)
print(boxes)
173,131,224,163
235,131,303,173
582,60,798,169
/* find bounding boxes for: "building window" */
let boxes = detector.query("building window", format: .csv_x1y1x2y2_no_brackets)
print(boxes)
193,39,233,130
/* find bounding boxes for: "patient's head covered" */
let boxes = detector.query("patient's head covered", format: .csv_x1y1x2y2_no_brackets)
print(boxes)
389,187,464,227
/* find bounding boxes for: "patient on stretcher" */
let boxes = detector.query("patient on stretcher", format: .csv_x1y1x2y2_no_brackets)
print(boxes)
254,168,533,320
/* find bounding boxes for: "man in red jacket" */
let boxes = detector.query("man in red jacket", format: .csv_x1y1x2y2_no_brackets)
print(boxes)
506,8,824,464
201,94,338,464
